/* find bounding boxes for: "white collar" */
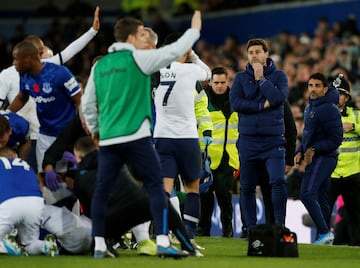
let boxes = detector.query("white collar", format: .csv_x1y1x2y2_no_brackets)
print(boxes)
107,42,135,53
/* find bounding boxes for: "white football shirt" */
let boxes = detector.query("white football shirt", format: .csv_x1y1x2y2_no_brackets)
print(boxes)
154,60,210,138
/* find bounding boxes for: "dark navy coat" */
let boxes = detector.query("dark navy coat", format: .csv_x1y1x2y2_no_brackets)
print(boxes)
298,87,343,157
230,58,288,136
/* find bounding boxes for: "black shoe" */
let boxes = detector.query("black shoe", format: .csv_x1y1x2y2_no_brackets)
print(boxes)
196,227,210,237
108,236,128,250
223,228,233,238
129,234,137,250
105,238,120,257
90,238,120,257
187,249,204,257
240,228,248,239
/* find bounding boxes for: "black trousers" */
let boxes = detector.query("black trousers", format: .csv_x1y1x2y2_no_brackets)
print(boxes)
198,161,234,237
329,173,360,246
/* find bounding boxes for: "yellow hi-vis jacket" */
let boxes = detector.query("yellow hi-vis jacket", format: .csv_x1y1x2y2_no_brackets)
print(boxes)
195,87,213,141
199,97,239,170
331,107,360,178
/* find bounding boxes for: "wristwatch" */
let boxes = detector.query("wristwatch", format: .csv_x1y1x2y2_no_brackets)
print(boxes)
257,76,266,81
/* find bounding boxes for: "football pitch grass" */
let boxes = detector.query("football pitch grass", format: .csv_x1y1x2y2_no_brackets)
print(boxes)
1,237,360,268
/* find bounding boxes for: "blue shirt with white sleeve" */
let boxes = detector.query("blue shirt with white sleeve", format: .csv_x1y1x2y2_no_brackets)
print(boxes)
19,62,80,137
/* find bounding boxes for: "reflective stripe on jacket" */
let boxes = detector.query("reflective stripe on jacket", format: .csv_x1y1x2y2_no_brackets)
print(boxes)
332,107,360,178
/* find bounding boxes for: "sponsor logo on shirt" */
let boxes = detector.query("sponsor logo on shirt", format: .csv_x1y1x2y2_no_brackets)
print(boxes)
99,68,126,77
64,77,78,91
34,96,56,103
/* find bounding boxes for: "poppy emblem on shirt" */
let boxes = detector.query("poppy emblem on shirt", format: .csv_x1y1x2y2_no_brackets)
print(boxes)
33,83,40,93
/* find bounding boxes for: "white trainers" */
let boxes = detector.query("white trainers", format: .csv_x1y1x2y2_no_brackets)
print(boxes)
44,234,59,257
190,239,205,250
188,249,204,257
169,233,180,244
2,234,28,256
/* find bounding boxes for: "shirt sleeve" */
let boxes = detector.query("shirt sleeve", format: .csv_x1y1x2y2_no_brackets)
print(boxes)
133,28,200,75
188,51,211,81
59,66,81,97
46,27,98,65
0,67,19,105
0,73,8,106
81,66,98,134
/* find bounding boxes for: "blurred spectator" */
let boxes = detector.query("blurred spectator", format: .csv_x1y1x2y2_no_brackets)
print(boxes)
341,14,360,38
34,0,61,18
0,36,11,70
10,25,26,49
217,35,240,70
63,0,93,19
203,0,258,10
355,94,360,110
147,7,173,46
290,103,304,147
288,61,313,109
173,2,194,16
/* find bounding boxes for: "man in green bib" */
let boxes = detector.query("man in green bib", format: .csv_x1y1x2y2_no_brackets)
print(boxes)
82,11,203,259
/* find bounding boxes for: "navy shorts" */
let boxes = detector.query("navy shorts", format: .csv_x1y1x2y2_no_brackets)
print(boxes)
155,138,201,182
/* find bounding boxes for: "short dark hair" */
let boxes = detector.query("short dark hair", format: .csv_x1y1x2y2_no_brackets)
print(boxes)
309,72,328,86
13,40,39,57
114,17,143,42
211,67,228,78
247,38,269,52
0,116,10,137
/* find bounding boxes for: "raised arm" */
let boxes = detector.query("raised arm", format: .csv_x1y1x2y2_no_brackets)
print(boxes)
188,50,211,81
134,11,202,75
46,6,100,65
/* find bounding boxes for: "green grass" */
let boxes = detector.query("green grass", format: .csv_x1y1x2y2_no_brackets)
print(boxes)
1,237,360,268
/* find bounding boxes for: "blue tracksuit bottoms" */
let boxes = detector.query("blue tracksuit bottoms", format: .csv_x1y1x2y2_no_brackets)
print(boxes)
300,155,337,235
238,135,287,229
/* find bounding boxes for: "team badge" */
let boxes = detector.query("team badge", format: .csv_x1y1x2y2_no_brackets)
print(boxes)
42,82,52,94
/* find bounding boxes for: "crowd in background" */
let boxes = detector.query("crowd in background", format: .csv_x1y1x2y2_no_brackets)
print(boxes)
1,2,360,193
0,2,359,252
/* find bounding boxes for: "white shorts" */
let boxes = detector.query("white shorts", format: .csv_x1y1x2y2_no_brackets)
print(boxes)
36,133,57,173
0,196,44,246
